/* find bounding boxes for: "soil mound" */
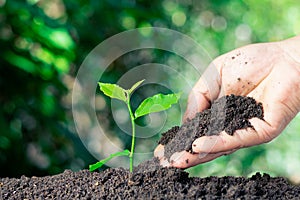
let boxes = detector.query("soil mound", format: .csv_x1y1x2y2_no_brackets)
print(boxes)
2,95,296,199
1,167,299,199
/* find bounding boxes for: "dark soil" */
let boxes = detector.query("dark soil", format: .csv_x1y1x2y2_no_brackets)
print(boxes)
2,94,297,199
159,94,264,159
1,166,299,199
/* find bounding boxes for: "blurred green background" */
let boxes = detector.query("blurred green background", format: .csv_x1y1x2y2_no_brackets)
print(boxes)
1,0,300,183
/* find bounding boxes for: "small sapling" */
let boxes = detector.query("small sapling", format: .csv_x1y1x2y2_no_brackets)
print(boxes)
89,80,181,172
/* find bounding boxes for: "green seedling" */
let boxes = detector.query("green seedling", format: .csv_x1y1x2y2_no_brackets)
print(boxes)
89,80,181,172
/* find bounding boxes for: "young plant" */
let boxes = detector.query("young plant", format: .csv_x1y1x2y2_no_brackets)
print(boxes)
89,80,181,172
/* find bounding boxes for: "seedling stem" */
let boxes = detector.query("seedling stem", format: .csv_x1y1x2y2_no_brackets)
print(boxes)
89,80,181,173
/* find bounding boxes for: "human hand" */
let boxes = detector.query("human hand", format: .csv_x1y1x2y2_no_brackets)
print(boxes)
155,36,300,168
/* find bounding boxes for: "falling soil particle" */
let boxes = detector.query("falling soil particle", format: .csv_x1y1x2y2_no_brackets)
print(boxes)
1,168,299,199
159,94,264,159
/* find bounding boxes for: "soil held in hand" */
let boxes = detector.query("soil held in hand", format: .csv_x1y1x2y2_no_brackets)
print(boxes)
1,167,299,199
159,94,264,159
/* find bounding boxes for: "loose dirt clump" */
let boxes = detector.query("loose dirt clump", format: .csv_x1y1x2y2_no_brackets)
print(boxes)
159,94,264,159
1,168,299,199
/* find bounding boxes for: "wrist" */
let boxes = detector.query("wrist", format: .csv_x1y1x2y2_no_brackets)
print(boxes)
278,35,300,64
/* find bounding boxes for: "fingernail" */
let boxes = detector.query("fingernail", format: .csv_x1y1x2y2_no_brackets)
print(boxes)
169,151,185,165
154,145,164,158
192,136,218,153
160,158,170,167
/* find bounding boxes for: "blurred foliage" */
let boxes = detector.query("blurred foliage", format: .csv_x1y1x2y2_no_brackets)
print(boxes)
0,0,300,183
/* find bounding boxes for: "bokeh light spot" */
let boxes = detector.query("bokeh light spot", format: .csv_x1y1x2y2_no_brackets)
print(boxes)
235,24,252,41
121,16,136,29
211,16,227,31
172,11,186,27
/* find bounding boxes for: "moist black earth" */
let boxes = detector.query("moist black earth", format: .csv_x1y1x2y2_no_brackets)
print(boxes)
1,166,299,199
159,94,264,159
1,94,298,199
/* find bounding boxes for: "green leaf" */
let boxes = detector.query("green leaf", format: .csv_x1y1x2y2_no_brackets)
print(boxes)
134,93,181,119
98,82,127,102
89,149,130,171
128,79,145,94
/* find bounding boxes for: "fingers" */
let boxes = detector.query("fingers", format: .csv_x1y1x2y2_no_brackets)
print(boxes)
154,144,172,167
169,149,236,168
154,143,234,168
192,117,274,154
155,146,235,169
154,144,164,158
171,117,272,168
188,77,293,156
154,142,236,169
